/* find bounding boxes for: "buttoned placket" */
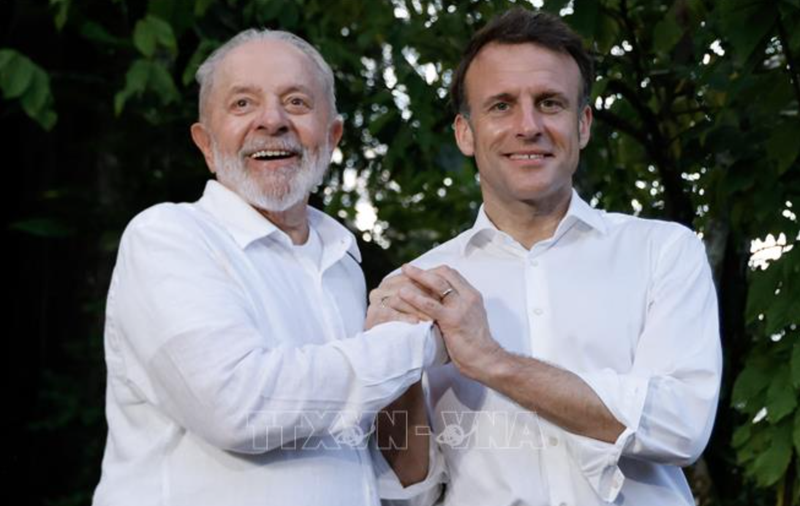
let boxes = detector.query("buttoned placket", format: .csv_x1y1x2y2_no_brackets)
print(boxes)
486,226,582,506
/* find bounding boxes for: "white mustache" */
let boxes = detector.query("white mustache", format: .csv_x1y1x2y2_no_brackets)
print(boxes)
240,138,302,157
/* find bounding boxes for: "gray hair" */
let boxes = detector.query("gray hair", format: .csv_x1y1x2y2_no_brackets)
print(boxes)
195,29,338,122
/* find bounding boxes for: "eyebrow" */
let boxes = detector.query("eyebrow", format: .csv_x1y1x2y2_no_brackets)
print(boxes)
226,85,261,97
481,92,517,110
481,90,573,109
281,84,315,97
536,90,571,105
226,84,316,98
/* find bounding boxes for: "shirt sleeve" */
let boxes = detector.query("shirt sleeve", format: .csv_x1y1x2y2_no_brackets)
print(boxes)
565,227,723,501
110,207,440,454
371,430,446,506
371,363,447,506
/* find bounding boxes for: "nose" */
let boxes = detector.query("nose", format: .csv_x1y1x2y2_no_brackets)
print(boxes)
254,100,290,136
515,99,543,140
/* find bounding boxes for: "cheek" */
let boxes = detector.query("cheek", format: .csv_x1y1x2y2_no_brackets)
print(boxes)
474,123,506,153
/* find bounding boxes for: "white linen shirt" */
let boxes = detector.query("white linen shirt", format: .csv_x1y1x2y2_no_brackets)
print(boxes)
407,190,722,506
93,180,440,506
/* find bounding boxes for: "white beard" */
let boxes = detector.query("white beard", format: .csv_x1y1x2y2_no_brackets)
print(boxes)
211,136,331,212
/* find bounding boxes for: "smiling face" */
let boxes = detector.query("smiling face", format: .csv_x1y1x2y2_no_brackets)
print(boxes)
191,38,343,212
454,42,592,214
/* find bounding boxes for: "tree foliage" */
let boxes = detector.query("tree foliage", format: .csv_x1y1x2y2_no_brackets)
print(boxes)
5,0,799,504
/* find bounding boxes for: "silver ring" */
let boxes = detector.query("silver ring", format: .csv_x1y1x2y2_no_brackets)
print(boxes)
440,287,455,299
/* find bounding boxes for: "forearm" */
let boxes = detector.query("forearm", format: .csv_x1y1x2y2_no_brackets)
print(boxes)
473,349,625,443
376,381,430,486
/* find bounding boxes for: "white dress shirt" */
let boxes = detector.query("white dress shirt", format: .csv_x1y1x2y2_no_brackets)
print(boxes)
401,190,722,506
92,180,442,506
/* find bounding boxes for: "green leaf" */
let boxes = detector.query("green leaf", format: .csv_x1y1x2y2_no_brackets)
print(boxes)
0,51,34,99
133,18,157,57
766,122,800,175
35,109,57,131
732,421,752,448
0,49,14,68
766,365,798,423
115,59,151,115
50,0,71,31
653,14,683,54
732,357,772,410
195,0,216,16
752,420,793,487
80,20,128,47
148,61,179,104
746,262,782,323
115,59,178,115
133,15,177,58
182,39,218,86
0,49,57,130
720,0,778,63
792,339,800,389
569,0,600,39
20,68,50,116
794,408,800,456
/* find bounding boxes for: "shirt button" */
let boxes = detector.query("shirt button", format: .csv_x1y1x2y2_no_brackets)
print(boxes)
533,308,544,316
548,436,559,447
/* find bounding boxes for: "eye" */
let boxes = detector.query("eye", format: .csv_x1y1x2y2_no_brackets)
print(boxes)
286,95,311,110
232,97,251,110
490,101,511,112
539,98,565,113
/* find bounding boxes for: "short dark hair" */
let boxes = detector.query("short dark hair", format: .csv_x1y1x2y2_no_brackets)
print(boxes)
450,8,594,115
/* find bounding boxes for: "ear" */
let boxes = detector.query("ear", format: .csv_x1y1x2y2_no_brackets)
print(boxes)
454,114,475,157
328,115,344,149
190,122,216,173
578,104,593,149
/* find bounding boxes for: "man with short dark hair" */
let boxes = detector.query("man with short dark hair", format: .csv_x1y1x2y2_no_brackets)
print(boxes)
92,28,445,506
371,8,721,505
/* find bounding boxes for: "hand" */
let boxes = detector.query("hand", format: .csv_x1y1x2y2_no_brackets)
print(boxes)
365,274,434,330
398,264,503,379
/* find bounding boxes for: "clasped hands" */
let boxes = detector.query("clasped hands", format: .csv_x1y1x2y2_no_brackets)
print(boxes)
366,264,503,379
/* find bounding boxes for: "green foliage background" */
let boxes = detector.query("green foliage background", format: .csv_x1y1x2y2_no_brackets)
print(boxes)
4,0,799,504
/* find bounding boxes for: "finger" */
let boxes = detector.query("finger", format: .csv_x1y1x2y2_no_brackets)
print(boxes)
428,265,475,296
379,273,409,289
382,295,432,320
398,286,446,320
371,274,435,304
401,264,453,298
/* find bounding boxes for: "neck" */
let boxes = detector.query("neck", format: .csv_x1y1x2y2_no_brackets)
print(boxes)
483,187,573,249
255,200,310,245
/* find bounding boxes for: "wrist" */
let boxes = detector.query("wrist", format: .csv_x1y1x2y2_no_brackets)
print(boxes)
460,338,508,382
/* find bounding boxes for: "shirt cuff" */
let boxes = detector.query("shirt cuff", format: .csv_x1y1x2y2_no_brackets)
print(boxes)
424,324,449,368
372,431,446,504
565,369,650,502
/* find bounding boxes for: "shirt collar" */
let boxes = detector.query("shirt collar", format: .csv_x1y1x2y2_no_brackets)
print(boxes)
459,188,607,256
196,179,361,262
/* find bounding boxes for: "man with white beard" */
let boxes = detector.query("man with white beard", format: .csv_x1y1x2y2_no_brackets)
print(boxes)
92,29,445,506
